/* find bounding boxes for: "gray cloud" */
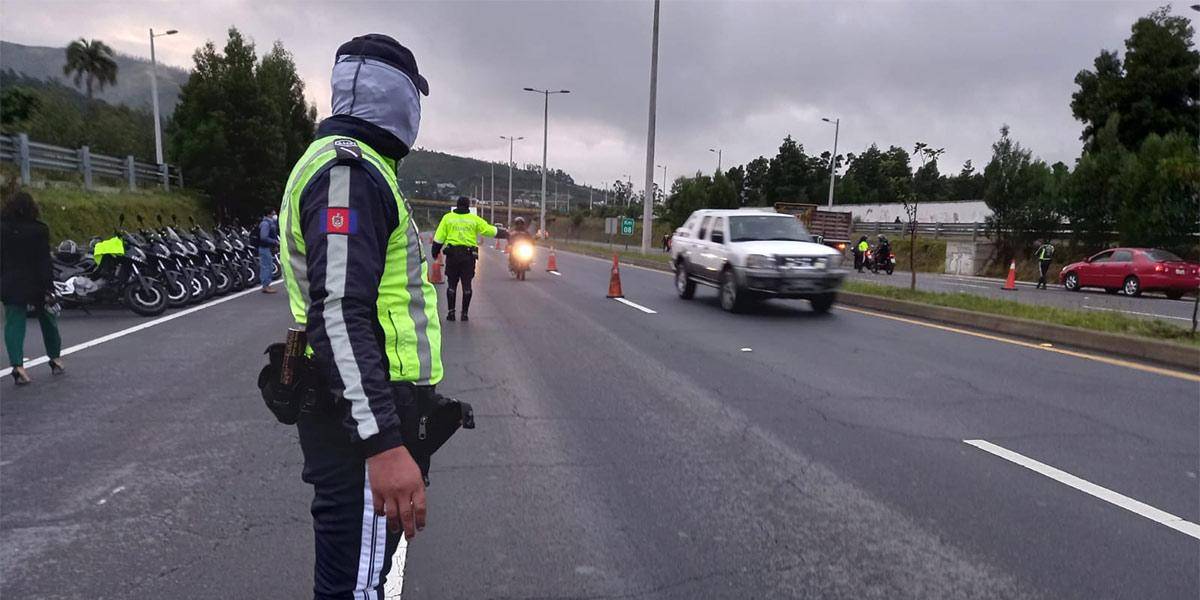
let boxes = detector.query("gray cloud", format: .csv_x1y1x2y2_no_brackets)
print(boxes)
2,0,1181,193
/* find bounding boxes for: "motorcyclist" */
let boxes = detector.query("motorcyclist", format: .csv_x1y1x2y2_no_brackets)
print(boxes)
874,235,891,267
507,217,534,272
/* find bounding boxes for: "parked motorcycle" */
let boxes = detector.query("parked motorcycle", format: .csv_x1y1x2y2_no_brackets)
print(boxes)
871,250,896,275
51,215,169,317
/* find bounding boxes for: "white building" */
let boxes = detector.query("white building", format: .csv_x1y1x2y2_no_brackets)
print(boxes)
842,200,991,224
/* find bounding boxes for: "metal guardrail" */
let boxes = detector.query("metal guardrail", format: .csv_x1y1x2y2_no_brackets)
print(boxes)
854,221,988,238
0,133,183,191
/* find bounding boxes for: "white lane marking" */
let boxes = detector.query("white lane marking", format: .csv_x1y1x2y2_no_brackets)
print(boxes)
964,439,1200,540
740,347,753,352
613,298,657,314
549,271,562,276
0,280,282,378
383,534,408,599
552,248,671,274
946,282,992,290
96,485,127,506
1082,304,1191,322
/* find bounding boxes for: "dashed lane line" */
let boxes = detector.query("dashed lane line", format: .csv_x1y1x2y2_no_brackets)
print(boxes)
613,298,657,314
0,280,282,378
965,439,1200,541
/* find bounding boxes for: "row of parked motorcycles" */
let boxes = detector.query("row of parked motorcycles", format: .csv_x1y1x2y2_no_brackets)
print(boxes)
51,214,280,317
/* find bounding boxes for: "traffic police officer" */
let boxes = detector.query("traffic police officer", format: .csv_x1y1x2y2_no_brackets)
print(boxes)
1035,239,1055,289
431,197,505,322
278,34,438,599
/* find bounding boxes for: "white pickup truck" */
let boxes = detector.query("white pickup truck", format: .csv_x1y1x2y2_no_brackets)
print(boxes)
669,208,846,313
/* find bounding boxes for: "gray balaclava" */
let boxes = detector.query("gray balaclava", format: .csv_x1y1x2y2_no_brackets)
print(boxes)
330,34,429,155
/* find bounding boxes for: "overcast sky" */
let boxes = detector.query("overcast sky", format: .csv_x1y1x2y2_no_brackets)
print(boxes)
2,0,1189,193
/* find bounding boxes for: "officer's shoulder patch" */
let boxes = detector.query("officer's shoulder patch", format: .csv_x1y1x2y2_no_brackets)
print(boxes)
332,138,362,160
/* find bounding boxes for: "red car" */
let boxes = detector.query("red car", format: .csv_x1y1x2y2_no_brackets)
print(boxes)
1059,248,1200,299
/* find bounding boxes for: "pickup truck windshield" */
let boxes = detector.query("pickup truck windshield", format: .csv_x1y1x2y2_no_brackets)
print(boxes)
729,215,812,243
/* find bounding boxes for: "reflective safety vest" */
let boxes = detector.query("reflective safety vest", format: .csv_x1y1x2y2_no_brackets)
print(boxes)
279,135,443,386
433,211,498,247
1037,244,1054,261
857,240,869,253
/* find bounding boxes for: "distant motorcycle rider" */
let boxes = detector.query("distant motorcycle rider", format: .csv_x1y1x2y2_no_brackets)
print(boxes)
874,235,891,267
431,196,506,322
507,217,534,271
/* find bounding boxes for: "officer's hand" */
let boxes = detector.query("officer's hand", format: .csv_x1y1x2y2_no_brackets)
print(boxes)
366,445,427,538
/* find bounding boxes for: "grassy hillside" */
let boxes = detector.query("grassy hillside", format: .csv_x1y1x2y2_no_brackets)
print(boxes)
24,185,213,243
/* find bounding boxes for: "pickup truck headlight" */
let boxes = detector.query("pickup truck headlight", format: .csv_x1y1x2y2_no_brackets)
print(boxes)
825,254,842,269
746,254,776,269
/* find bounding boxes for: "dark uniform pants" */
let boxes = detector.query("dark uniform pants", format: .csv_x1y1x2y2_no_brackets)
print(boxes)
299,413,403,600
444,248,477,315
1037,259,1052,288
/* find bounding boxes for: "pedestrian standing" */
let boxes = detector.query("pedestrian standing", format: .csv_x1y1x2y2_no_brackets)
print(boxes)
1,191,64,385
258,208,279,293
1035,239,1055,289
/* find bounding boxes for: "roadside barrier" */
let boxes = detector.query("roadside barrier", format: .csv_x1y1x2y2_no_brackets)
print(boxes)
546,248,558,272
1002,261,1018,291
607,254,624,298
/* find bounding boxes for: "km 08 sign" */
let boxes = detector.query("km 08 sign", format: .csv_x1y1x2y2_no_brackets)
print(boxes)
620,218,635,236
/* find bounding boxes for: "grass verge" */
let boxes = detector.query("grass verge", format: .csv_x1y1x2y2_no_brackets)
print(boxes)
842,280,1198,347
27,185,213,243
539,239,674,269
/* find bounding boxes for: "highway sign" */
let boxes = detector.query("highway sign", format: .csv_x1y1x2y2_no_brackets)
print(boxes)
620,217,635,236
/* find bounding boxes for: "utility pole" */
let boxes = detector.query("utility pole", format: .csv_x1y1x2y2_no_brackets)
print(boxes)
640,0,661,253
501,135,523,227
822,117,840,207
489,163,495,223
523,87,571,235
708,148,722,173
149,28,178,165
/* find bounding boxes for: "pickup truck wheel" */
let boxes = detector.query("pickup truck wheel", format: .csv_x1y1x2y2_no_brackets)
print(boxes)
674,262,695,299
810,293,836,314
719,269,747,313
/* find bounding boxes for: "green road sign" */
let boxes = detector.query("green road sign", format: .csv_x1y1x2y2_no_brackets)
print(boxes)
620,217,635,236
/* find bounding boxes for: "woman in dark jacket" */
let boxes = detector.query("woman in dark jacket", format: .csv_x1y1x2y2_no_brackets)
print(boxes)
1,191,63,384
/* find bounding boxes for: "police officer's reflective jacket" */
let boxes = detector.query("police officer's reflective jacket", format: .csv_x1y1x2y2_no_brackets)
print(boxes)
279,119,442,456
433,210,497,248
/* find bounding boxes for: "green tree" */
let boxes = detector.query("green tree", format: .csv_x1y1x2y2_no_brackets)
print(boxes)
170,28,315,220
1071,6,1199,151
742,156,770,206
0,87,39,129
982,126,1059,261
63,38,118,100
947,160,985,200
765,135,818,203
1113,132,1199,251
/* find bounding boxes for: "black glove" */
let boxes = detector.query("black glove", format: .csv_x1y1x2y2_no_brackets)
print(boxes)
494,227,509,240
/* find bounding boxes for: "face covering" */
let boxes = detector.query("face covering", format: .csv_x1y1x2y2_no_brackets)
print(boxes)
330,57,422,151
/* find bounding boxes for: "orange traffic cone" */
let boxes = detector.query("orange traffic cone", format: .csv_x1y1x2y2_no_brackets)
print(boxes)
606,254,624,298
1002,260,1017,291
428,255,445,284
546,247,558,272
493,237,500,250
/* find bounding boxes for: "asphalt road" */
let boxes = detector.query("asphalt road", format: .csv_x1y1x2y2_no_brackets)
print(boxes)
1,246,1196,599
846,268,1197,326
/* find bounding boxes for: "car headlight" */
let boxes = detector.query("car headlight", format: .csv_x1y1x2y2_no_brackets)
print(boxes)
746,254,776,269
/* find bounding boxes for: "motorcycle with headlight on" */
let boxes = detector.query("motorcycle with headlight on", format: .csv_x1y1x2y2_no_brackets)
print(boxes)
508,237,535,281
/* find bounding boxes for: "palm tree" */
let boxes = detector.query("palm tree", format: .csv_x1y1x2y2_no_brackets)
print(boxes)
63,38,118,100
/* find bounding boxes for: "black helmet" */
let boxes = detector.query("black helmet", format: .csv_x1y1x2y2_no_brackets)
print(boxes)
514,216,526,226
57,240,78,254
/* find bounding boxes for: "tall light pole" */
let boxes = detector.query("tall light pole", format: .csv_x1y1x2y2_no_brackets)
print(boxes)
500,135,523,227
523,87,570,235
622,173,631,206
149,28,178,165
640,0,662,253
489,164,495,223
821,117,840,207
656,164,667,202
708,148,722,173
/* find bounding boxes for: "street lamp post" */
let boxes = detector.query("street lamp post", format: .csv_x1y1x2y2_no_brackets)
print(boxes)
656,164,667,202
640,0,662,253
708,148,722,173
149,28,178,165
821,117,840,208
523,87,570,235
489,162,495,223
500,135,524,227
